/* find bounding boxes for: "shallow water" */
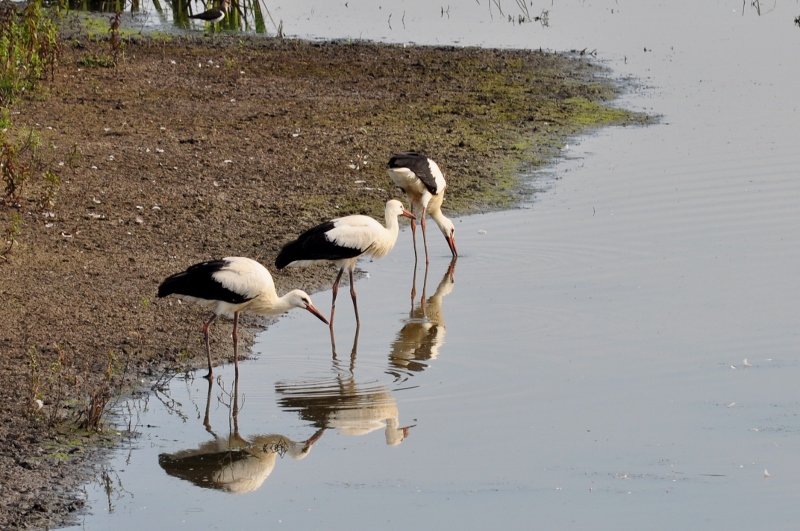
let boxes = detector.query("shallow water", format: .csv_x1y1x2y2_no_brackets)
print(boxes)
68,1,800,529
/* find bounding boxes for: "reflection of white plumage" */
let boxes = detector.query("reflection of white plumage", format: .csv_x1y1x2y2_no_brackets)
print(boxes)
389,259,456,374
157,257,328,379
321,381,407,446
276,353,413,446
159,375,324,494
275,200,415,328
159,431,323,494
388,152,458,264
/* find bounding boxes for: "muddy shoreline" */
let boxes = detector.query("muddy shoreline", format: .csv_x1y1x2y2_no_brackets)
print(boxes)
0,29,648,529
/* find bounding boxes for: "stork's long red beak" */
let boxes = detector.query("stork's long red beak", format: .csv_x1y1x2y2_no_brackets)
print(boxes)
446,235,458,257
401,209,416,220
306,303,329,325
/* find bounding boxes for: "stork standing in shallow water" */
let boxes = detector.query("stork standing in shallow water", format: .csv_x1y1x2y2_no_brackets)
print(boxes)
158,257,328,379
275,200,415,329
387,151,458,264
189,0,230,24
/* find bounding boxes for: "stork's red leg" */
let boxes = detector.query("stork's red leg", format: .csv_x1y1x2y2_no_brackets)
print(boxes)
330,268,345,329
349,265,360,327
410,217,418,261
420,207,430,265
232,311,240,378
202,313,218,379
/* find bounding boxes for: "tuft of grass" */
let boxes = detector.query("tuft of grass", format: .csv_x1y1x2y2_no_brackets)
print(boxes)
26,344,123,433
78,11,126,68
1,128,40,207
40,169,60,209
1,124,66,211
79,54,117,68
77,351,119,432
0,211,20,260
0,107,10,130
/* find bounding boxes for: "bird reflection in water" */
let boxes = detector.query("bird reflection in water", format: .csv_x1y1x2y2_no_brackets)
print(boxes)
388,257,457,377
158,373,324,494
276,331,414,446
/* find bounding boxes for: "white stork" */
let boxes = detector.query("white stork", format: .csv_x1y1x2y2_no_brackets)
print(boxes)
387,151,458,264
157,256,328,379
189,0,230,23
275,199,415,329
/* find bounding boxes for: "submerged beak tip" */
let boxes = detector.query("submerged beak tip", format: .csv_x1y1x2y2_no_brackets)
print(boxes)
447,237,458,256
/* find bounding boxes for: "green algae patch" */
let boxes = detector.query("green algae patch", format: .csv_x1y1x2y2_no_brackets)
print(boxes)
212,39,654,219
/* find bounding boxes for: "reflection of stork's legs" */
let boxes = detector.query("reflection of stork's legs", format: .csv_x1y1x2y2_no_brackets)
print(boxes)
203,377,215,435
410,255,418,313
331,327,359,373
197,372,247,448
420,261,430,317
329,326,338,360
232,369,240,436
232,311,240,379
349,327,359,373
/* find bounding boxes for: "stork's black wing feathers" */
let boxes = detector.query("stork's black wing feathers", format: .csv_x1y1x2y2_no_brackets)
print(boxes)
188,7,225,21
388,151,439,194
275,221,362,269
157,259,250,304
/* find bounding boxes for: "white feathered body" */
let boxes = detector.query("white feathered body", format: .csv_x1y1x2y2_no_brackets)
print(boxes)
275,200,410,271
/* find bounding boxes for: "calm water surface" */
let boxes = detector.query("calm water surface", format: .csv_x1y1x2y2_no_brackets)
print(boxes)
69,1,800,529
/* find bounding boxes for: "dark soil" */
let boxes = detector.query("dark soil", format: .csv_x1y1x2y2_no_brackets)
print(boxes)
0,26,648,529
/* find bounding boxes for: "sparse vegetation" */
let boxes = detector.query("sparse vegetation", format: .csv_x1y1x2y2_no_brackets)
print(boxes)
1,128,39,207
27,345,122,432
77,351,119,432
1,125,66,210
0,211,19,259
77,11,125,67
0,0,62,104
108,11,123,64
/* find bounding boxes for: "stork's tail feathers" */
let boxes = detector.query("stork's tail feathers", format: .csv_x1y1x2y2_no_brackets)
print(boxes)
158,271,191,298
157,260,227,298
275,240,301,270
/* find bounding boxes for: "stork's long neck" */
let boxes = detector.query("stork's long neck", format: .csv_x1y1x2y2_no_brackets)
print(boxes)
428,208,451,235
247,291,290,316
366,209,401,259
384,208,401,241
272,294,298,314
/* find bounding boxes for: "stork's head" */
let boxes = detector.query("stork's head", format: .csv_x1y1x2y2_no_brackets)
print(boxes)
438,217,458,257
386,199,415,221
286,290,329,324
